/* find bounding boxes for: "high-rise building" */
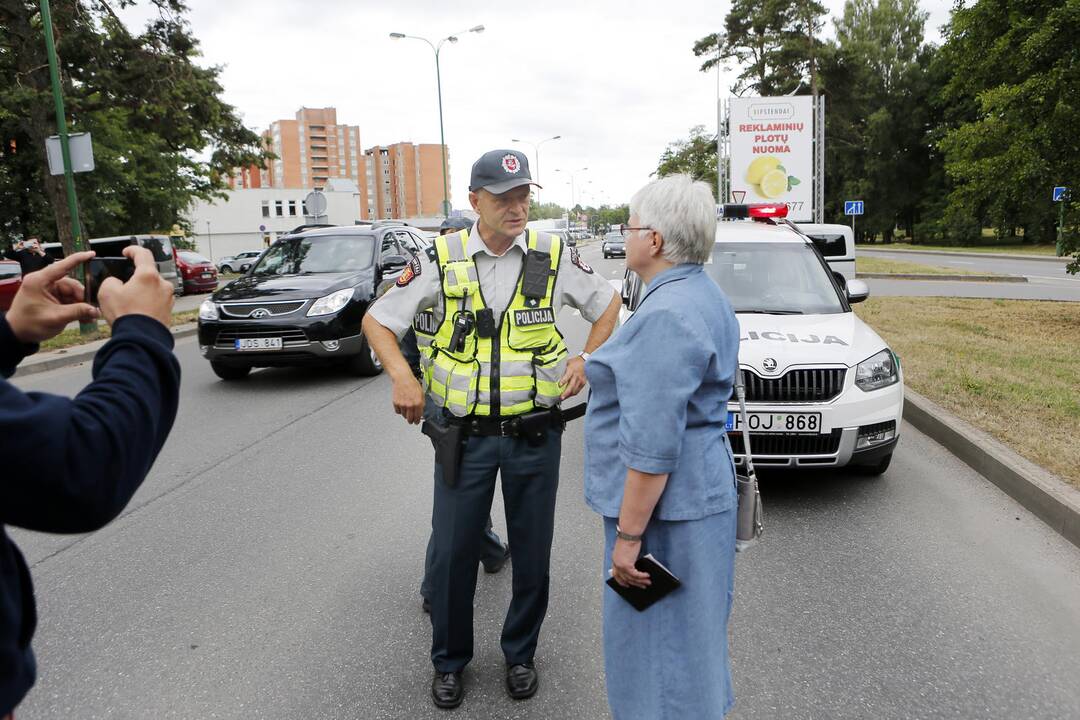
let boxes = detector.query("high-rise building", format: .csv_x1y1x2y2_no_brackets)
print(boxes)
364,142,449,219
231,108,449,220
262,107,365,193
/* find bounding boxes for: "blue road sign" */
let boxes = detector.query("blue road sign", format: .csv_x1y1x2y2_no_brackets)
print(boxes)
844,200,864,216
1053,186,1068,202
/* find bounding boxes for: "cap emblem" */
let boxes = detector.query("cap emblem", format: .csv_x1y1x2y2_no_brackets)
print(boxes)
501,154,520,174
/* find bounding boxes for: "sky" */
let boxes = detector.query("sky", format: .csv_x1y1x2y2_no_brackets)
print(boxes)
121,0,953,211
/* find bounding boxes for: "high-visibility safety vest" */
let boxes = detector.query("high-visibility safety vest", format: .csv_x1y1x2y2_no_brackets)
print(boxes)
418,229,567,417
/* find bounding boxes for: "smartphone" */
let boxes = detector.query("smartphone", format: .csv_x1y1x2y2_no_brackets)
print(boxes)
85,257,135,305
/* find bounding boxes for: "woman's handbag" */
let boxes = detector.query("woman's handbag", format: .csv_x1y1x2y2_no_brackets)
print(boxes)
734,373,764,552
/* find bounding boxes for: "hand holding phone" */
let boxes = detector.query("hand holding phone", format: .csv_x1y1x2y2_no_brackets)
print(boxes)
4,251,99,344
95,245,175,327
84,257,136,306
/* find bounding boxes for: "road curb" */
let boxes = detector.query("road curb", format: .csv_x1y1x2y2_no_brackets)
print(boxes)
903,387,1080,549
859,247,1068,263
858,272,1028,282
13,323,199,379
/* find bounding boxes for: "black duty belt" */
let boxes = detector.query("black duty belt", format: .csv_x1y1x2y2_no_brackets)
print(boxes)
447,403,587,437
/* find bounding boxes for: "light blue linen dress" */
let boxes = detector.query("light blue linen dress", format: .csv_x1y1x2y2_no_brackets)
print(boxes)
584,263,741,719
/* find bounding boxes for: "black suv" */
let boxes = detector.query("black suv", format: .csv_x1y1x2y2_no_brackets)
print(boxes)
197,223,430,380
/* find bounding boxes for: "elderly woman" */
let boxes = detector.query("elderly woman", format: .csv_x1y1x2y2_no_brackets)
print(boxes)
584,174,741,718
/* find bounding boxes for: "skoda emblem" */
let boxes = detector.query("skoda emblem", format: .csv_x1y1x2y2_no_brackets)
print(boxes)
762,358,778,373
250,308,270,319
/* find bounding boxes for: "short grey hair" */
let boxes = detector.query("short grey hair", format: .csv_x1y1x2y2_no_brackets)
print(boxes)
630,174,716,264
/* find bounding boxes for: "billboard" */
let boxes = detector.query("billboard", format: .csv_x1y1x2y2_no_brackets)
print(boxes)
728,96,814,221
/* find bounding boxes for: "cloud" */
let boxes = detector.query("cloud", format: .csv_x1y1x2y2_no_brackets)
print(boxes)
119,0,954,209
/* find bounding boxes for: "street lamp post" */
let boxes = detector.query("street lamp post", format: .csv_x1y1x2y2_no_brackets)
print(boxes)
555,167,588,230
390,25,484,218
511,135,560,205
40,0,95,334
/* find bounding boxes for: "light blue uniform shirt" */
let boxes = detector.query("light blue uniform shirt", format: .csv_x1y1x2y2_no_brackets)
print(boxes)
584,263,740,521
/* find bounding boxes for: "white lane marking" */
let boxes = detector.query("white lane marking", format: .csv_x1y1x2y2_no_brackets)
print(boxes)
946,260,975,265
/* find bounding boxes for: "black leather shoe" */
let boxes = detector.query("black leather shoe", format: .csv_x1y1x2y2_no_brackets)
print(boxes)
506,662,538,700
431,671,464,709
482,543,511,574
421,596,431,614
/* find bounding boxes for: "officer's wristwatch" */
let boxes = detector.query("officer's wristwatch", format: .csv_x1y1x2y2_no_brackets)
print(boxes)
578,351,591,362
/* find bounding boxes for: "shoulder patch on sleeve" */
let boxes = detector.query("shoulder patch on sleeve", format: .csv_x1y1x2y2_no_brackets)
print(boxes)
569,247,593,274
397,256,423,287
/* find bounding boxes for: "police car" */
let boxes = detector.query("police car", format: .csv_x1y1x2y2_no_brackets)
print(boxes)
621,204,902,474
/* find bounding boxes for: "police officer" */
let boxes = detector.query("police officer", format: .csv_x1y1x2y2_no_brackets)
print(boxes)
417,216,510,615
363,149,620,708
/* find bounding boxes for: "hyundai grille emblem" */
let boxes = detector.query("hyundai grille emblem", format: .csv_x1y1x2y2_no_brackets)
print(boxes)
250,309,270,319
762,358,778,373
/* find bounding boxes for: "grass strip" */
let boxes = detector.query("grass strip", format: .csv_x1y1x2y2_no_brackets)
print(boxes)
39,310,199,352
854,297,1080,487
863,243,1060,257
857,256,998,276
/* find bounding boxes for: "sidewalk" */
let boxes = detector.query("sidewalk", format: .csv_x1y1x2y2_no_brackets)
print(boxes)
859,247,1070,263
15,322,199,378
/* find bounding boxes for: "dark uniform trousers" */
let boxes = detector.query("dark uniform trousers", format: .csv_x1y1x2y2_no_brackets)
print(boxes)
427,419,562,672
421,515,506,601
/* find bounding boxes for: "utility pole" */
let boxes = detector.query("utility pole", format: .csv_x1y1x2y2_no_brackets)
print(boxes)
40,0,94,334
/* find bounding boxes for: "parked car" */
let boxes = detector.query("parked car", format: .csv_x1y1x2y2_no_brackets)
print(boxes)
175,250,219,295
197,224,432,380
602,231,625,259
217,251,263,274
620,203,902,474
0,260,21,311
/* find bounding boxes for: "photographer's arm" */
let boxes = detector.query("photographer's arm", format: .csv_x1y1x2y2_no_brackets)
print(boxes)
0,247,180,533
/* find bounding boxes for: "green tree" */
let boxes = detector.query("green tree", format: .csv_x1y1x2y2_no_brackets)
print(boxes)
693,0,827,96
528,201,566,221
935,0,1079,260
654,126,718,197
0,0,268,254
819,0,938,241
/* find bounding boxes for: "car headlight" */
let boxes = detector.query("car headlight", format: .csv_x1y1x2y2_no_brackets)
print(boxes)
855,349,899,392
307,288,354,317
199,299,219,321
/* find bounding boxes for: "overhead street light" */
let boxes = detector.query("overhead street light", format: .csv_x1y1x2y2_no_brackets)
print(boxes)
511,135,561,204
555,167,588,232
389,24,485,217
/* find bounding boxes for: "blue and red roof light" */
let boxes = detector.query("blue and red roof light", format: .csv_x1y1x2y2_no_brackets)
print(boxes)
720,203,789,220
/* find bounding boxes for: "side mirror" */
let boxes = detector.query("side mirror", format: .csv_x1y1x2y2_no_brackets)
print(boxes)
846,278,870,304
383,254,408,271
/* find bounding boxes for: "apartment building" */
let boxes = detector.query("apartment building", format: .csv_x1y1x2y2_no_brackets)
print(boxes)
230,108,449,220
364,142,448,219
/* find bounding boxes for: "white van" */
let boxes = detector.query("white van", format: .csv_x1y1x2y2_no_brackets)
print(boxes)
794,223,856,281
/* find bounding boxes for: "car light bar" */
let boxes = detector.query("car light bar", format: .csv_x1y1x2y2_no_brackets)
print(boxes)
720,203,789,219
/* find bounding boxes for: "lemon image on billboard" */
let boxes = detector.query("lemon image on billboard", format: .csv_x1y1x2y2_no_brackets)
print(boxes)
745,156,782,184
759,168,790,198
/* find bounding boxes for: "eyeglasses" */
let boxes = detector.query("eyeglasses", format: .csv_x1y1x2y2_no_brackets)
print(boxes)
619,224,653,239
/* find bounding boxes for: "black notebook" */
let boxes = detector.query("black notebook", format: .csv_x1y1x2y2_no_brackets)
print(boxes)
606,553,682,612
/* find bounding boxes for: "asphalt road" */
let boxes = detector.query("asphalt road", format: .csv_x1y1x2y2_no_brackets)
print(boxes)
858,249,1080,301
9,242,1080,719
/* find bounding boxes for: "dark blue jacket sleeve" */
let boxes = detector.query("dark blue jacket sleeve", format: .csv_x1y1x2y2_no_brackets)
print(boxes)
0,314,181,533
